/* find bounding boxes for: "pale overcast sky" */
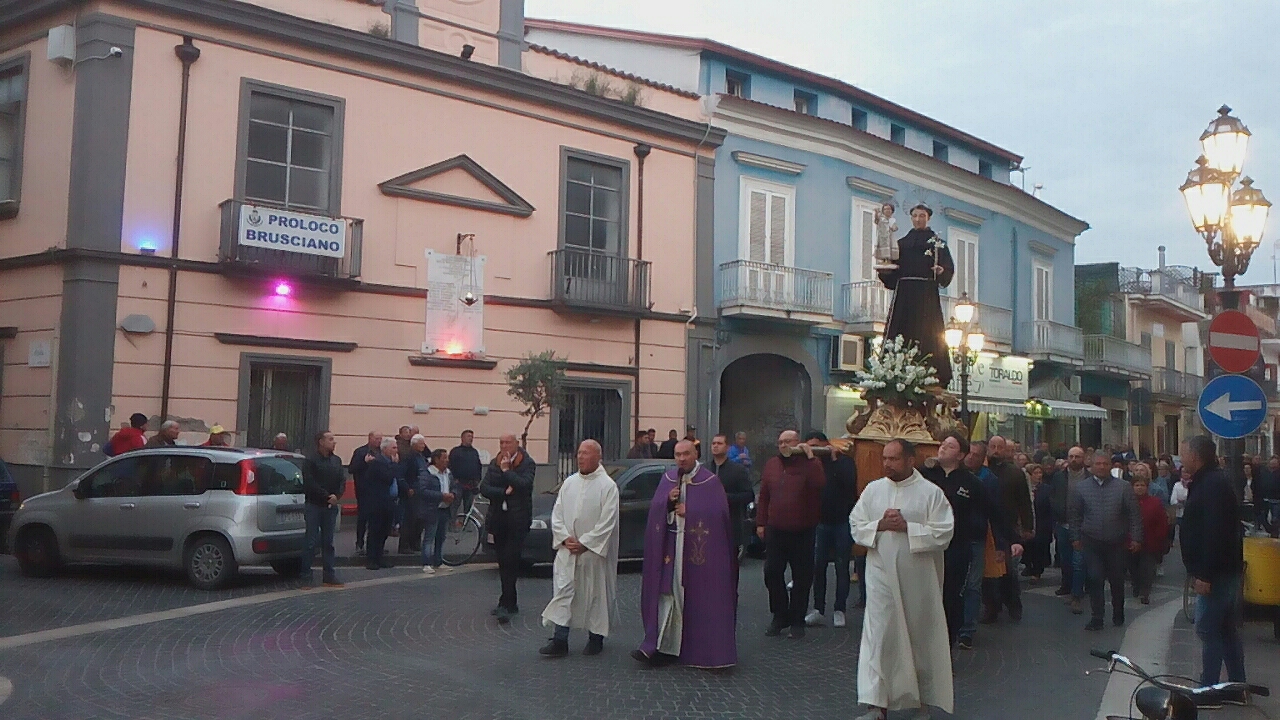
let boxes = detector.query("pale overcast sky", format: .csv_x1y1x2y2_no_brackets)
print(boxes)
527,0,1280,283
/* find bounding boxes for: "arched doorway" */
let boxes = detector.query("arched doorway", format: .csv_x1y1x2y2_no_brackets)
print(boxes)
719,354,812,472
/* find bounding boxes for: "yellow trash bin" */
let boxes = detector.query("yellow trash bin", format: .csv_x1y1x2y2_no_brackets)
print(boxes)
1243,536,1280,606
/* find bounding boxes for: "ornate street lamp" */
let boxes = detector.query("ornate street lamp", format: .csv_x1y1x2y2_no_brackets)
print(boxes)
945,292,985,432
1180,106,1271,291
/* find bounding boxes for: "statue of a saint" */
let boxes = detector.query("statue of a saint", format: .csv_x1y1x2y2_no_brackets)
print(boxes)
873,201,899,270
877,203,955,387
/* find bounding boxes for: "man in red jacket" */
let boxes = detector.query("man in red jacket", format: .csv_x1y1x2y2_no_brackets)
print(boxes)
757,430,826,639
104,413,149,456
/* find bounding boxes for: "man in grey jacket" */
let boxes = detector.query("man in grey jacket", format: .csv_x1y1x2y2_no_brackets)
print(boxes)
1071,451,1142,631
1048,447,1089,611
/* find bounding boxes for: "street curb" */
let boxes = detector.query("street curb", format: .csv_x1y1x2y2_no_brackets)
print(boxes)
1092,593,1183,720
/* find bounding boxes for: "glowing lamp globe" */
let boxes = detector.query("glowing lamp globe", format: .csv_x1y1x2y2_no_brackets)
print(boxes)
953,292,976,324
944,323,964,350
273,281,293,297
1180,156,1232,234
966,331,985,354
1200,105,1250,176
1228,177,1271,249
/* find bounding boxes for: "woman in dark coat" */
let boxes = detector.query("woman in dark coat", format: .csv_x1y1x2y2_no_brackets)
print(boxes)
877,203,955,386
1024,463,1055,580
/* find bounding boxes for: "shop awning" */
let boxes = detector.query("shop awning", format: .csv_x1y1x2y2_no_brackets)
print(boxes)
1041,400,1108,419
968,399,1109,419
969,400,1029,416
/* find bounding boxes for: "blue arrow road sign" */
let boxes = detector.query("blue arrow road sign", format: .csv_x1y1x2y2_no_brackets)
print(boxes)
1198,374,1269,439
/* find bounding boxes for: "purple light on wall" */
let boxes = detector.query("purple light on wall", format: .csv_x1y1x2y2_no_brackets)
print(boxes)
273,281,293,297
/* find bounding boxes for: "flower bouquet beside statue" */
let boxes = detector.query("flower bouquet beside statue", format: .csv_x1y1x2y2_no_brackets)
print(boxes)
845,335,956,442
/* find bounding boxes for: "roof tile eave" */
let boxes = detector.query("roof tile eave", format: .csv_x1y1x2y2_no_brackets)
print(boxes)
524,17,1023,165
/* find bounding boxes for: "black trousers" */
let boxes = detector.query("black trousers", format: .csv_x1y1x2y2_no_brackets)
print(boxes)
763,527,816,629
365,503,393,567
355,506,368,549
398,505,422,552
1083,539,1128,621
943,543,972,645
491,519,529,611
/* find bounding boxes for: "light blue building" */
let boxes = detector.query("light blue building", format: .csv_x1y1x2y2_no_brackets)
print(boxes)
527,20,1094,455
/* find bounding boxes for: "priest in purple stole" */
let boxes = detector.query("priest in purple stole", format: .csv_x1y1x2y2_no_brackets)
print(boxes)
633,440,738,669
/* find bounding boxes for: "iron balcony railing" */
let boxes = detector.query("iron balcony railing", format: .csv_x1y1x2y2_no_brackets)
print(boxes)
549,247,651,313
838,280,892,324
1118,266,1203,311
718,260,833,317
1150,367,1205,398
1021,319,1084,359
1083,333,1152,377
218,199,363,280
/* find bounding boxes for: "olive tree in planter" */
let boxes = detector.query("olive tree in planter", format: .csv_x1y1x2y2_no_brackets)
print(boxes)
505,350,567,449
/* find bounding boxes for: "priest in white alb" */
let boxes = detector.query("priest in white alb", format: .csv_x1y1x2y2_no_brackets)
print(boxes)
850,438,956,720
539,439,619,658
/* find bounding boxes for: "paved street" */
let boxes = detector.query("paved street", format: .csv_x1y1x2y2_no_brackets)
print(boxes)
1,551,1242,720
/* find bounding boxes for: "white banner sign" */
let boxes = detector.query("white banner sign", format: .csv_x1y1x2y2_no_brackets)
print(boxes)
238,204,347,258
423,249,485,356
948,353,1030,401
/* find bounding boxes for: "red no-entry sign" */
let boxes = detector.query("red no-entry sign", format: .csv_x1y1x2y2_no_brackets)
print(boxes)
1208,310,1261,374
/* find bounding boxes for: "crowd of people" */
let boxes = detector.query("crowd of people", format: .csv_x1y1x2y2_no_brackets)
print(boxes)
97,414,1259,718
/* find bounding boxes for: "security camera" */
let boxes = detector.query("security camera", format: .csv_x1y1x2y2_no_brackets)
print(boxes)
108,46,123,58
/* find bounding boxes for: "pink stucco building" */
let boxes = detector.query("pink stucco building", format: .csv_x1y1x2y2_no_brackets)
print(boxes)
0,0,722,494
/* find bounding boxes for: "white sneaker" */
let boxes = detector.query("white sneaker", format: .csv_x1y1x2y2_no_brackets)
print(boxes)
833,611,847,628
422,565,435,575
1156,565,1165,577
436,565,451,574
804,609,825,626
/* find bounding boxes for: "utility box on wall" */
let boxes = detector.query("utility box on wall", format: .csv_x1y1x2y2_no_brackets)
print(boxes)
47,24,76,66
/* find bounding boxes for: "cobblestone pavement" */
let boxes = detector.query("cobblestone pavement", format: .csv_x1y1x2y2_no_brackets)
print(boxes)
0,556,1185,720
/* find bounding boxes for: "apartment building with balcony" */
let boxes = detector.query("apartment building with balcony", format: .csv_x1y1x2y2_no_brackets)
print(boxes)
1075,251,1208,454
524,19,1089,456
0,0,724,494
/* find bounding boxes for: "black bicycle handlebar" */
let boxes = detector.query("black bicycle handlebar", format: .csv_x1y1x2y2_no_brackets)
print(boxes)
1089,649,1270,706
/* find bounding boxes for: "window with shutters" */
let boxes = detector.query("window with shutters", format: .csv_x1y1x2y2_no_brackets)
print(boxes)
1033,261,1052,321
236,80,345,214
948,228,979,299
850,200,879,283
0,53,29,218
738,177,794,267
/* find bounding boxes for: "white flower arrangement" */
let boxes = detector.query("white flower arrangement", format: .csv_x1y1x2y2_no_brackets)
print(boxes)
855,335,939,406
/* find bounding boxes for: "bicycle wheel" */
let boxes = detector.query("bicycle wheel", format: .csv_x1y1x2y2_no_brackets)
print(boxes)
441,516,483,567
1183,576,1196,623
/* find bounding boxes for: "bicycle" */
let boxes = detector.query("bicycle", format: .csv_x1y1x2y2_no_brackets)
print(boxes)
440,495,488,567
1091,648,1269,720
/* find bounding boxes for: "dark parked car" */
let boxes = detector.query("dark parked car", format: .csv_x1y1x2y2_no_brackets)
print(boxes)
0,458,17,553
519,459,675,565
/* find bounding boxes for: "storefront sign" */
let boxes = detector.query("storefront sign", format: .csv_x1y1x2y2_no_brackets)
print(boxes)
948,353,1030,401
237,204,347,258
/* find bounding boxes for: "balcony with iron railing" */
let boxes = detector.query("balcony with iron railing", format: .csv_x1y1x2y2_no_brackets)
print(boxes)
1118,266,1206,321
1150,367,1204,399
549,247,651,315
1082,333,1152,379
718,260,834,323
1019,320,1084,363
837,281,891,328
218,199,363,282
838,283,1015,347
